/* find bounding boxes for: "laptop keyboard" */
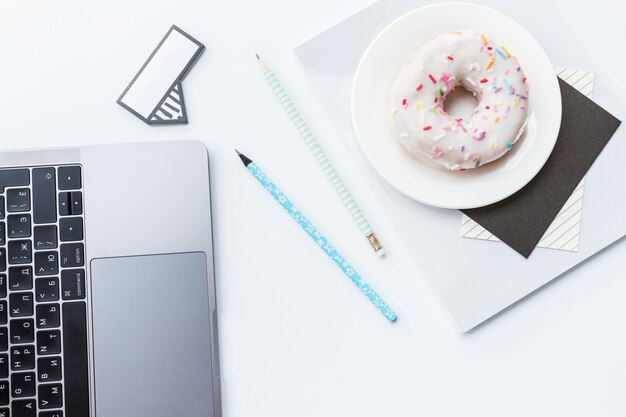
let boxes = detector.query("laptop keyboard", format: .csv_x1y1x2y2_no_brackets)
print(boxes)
0,166,89,417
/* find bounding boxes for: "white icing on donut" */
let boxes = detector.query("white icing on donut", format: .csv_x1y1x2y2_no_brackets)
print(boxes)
390,31,529,170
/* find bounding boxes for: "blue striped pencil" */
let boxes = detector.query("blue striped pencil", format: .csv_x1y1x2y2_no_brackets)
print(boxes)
237,150,397,322
256,54,385,257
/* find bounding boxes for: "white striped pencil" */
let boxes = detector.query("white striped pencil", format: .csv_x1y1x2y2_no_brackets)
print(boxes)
256,54,385,257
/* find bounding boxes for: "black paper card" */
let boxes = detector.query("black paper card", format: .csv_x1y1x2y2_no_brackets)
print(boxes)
462,78,622,258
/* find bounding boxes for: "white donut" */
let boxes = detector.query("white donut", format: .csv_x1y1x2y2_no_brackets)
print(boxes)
390,31,529,170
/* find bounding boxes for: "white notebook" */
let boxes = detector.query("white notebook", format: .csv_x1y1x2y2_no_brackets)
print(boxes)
295,0,626,332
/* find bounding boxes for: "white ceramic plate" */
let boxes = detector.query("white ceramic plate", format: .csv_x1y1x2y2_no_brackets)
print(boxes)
351,2,561,209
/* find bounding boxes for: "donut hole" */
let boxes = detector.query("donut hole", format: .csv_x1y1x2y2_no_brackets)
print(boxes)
442,86,478,120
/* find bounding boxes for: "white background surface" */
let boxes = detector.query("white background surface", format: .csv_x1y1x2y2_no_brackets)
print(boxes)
0,1,624,416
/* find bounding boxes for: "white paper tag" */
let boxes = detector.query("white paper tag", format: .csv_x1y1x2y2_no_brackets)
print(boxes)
117,25,204,125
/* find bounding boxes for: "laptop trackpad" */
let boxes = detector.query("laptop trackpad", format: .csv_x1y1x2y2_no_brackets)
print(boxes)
91,253,214,417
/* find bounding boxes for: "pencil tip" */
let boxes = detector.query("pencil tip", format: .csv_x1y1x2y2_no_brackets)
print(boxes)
255,53,260,60
235,149,253,167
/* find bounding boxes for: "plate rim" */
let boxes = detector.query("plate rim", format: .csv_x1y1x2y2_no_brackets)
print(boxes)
351,1,562,209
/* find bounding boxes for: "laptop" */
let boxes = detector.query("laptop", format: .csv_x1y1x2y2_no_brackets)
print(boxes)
0,140,221,417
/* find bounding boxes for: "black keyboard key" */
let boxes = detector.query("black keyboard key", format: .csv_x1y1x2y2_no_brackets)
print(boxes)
60,192,83,216
11,372,35,397
0,169,29,193
9,293,32,317
0,328,7,351
38,384,63,409
38,357,62,382
9,267,32,291
7,241,32,265
0,354,6,378
10,345,35,371
60,243,83,268
7,214,31,238
62,301,89,417
32,168,56,224
35,278,59,302
11,398,35,417
0,275,5,298
0,197,3,220
59,217,83,242
39,412,63,417
0,303,5,326
34,225,57,250
70,191,83,215
0,223,4,245
0,408,8,417
36,304,59,329
0,381,7,406
58,166,81,190
37,330,60,355
34,252,58,276
10,319,34,344
61,269,85,300
6,189,30,213
57,194,68,218
0,249,5,273
58,192,70,216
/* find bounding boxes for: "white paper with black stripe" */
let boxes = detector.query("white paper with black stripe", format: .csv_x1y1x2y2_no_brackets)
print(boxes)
461,67,593,252
117,25,204,125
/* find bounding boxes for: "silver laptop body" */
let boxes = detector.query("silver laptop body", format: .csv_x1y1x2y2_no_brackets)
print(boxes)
0,140,221,417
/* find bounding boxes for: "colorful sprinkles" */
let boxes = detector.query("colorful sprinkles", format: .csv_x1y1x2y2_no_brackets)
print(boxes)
472,131,486,141
391,31,529,170
503,78,512,94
